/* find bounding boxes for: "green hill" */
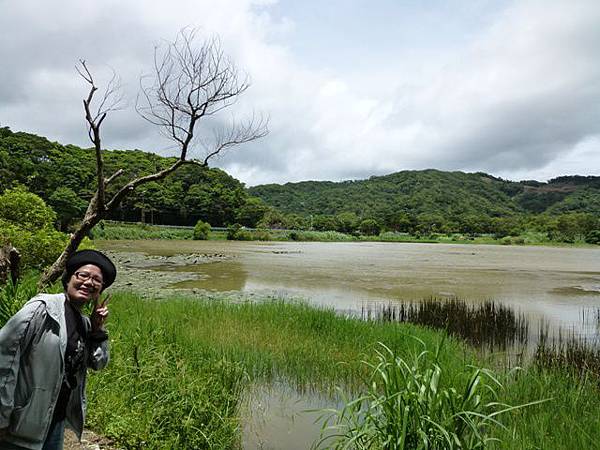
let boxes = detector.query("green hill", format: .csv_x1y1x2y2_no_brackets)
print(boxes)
249,170,600,219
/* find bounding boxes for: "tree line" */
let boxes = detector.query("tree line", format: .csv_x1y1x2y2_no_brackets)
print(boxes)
0,126,265,229
249,169,600,243
2,127,599,244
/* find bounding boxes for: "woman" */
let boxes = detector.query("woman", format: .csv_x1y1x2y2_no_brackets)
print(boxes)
0,250,116,450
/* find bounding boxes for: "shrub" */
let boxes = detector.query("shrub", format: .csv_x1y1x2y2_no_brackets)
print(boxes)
359,218,381,236
226,223,252,241
253,228,273,241
226,223,242,240
0,187,71,271
193,220,211,240
585,230,600,245
0,186,56,229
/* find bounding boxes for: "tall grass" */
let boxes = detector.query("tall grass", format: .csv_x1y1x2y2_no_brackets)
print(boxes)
317,340,539,449
0,271,62,326
87,293,600,449
4,282,600,448
491,367,600,449
90,222,193,240
363,299,529,352
534,326,600,379
84,293,475,448
87,326,245,449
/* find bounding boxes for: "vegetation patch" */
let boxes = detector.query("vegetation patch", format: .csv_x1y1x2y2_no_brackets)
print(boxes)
2,278,600,449
363,298,529,351
317,342,539,450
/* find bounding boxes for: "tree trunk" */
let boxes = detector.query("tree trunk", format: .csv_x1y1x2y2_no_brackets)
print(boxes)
39,209,102,289
0,244,20,285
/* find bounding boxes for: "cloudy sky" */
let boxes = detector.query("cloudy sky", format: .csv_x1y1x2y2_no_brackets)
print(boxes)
1,0,599,186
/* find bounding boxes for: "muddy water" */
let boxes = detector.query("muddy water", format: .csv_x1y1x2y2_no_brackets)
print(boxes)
99,240,600,337
98,240,600,449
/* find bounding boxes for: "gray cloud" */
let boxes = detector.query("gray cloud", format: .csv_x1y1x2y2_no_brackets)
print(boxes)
1,0,599,186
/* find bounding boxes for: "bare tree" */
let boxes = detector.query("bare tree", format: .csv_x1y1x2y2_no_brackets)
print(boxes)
40,29,268,286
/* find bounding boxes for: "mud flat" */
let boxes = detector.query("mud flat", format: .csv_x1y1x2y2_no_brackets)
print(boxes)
103,249,232,296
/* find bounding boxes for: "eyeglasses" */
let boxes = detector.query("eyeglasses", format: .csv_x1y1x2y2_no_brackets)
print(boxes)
74,271,104,288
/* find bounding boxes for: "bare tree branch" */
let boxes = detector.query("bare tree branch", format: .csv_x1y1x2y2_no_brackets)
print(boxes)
105,169,125,185
201,113,269,165
136,28,265,164
41,29,268,287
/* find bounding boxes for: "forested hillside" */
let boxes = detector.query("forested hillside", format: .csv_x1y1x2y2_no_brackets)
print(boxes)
249,171,600,219
0,127,256,228
1,126,598,242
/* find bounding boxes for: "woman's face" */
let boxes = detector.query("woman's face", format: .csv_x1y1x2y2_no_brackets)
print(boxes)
66,263,103,307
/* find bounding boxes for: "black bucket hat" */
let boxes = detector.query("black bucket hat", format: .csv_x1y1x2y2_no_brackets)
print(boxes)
61,250,117,290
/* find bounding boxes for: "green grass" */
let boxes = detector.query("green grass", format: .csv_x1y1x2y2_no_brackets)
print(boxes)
92,221,598,247
94,293,472,390
492,369,600,449
0,271,62,326
85,292,600,449
85,292,474,448
90,222,194,240
4,277,600,448
317,341,542,450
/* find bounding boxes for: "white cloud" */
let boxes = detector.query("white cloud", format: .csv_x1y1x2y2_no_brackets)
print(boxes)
1,0,599,186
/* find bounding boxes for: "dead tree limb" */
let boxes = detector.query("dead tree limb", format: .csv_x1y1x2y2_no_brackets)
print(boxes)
40,29,267,288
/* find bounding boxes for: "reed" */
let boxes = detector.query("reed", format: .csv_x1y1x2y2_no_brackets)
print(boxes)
85,292,473,448
90,222,193,240
362,298,529,352
4,281,600,448
534,323,600,380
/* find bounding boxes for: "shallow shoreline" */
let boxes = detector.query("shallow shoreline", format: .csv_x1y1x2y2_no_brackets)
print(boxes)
101,249,232,295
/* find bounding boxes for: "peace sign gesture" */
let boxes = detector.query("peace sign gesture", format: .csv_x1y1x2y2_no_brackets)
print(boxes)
90,294,111,332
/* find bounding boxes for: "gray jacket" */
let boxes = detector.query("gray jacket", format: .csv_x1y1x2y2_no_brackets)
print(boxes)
0,293,109,449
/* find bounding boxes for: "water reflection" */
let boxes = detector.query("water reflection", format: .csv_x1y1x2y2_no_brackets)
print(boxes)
241,382,334,450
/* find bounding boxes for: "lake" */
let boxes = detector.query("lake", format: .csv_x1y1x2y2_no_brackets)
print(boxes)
99,240,600,339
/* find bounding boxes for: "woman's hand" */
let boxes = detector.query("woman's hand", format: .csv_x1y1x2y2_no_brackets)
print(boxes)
91,294,110,331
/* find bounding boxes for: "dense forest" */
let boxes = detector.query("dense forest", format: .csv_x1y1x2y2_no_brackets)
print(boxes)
249,170,600,239
250,171,600,218
1,127,599,243
0,127,264,229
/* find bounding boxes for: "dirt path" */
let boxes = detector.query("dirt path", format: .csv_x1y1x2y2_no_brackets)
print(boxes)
64,429,117,450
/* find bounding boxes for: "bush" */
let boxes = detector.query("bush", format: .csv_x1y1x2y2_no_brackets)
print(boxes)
0,186,56,229
0,187,71,271
359,218,381,236
193,220,211,240
226,223,242,240
253,228,273,241
226,223,252,241
585,230,600,245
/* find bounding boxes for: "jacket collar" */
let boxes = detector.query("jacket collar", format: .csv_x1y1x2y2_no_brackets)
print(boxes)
29,293,67,324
